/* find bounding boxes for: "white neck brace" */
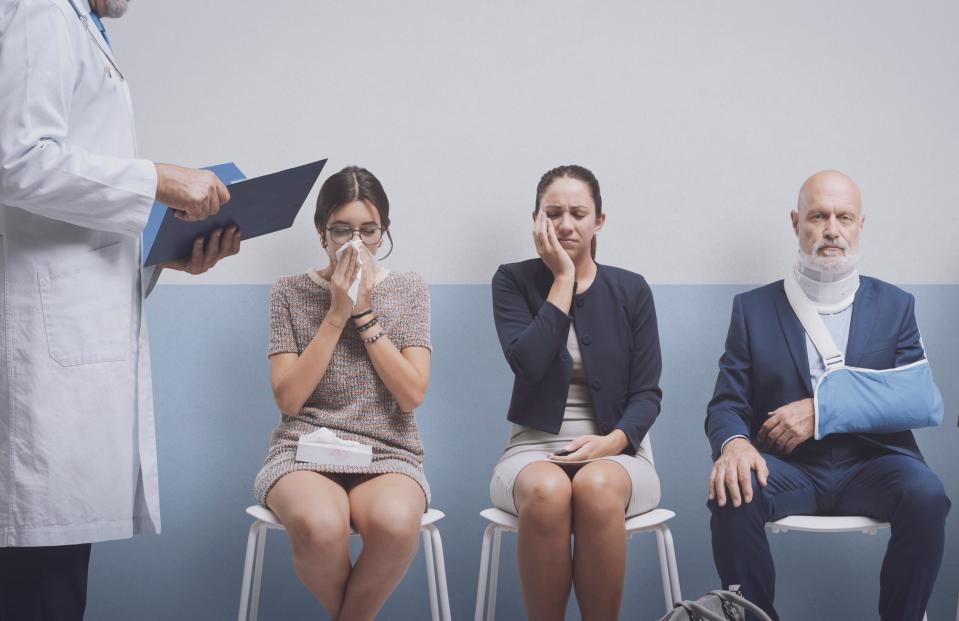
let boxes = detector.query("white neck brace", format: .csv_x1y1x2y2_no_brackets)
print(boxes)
792,252,860,314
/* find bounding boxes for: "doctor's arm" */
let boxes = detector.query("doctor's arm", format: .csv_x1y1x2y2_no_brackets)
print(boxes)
0,2,226,232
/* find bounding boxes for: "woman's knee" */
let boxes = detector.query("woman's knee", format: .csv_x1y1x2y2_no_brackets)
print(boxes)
572,466,628,519
515,467,573,521
358,503,422,550
285,509,351,554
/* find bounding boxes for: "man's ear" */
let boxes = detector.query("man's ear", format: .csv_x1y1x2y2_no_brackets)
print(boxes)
790,210,799,237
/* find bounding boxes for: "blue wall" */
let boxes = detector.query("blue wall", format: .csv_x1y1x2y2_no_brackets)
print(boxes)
85,284,959,620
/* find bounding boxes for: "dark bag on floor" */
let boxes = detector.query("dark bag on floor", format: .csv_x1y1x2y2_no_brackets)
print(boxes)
656,590,773,621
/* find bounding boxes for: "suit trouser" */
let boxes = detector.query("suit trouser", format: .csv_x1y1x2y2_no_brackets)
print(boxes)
0,544,91,621
708,441,949,621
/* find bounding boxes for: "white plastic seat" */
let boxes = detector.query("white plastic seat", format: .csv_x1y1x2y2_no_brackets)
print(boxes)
238,505,451,621
766,515,927,621
766,514,888,535
473,435,681,619
473,506,682,619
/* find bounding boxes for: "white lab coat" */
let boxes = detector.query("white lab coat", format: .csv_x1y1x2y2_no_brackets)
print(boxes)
0,0,162,546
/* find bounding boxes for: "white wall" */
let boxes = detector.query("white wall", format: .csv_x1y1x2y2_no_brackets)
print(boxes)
112,0,959,284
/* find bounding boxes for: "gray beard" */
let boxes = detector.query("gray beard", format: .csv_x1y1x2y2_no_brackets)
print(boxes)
103,0,130,18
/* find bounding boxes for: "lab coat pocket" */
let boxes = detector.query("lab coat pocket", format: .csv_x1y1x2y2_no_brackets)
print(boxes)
38,242,133,366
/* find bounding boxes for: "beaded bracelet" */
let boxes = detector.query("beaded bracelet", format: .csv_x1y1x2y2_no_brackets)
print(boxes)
357,316,379,333
363,331,386,344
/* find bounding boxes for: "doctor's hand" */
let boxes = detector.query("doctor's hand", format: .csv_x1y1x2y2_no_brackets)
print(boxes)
709,438,768,508
548,429,629,462
155,163,231,221
758,398,814,455
533,210,575,278
158,226,241,275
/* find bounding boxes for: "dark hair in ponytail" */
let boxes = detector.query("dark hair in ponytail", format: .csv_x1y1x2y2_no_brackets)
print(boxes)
534,164,602,258
314,166,394,259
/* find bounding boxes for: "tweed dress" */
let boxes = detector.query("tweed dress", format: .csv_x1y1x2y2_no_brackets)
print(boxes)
253,269,432,508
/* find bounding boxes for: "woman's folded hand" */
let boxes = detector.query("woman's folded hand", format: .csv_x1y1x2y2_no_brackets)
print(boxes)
548,430,629,462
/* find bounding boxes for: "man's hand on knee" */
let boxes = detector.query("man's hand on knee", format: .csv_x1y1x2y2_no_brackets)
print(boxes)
708,438,768,508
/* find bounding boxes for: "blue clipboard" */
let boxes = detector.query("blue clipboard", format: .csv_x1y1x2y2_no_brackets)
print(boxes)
143,159,327,266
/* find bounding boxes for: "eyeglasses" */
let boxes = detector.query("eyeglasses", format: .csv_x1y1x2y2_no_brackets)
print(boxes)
326,225,385,245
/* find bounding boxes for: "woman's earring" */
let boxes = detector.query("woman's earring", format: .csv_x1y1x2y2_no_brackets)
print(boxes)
378,240,383,248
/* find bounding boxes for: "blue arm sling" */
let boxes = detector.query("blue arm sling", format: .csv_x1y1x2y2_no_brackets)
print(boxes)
783,273,943,439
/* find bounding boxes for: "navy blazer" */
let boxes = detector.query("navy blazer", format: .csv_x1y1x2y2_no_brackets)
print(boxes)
492,258,663,454
705,276,927,461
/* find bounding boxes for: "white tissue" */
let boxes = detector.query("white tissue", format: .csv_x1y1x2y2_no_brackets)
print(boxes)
296,427,373,466
300,427,364,446
335,239,366,303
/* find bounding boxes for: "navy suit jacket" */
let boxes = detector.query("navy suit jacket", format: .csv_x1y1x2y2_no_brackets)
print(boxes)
705,276,927,461
492,258,662,453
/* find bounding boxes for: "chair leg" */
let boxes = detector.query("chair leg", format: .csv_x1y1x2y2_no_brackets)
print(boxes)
487,528,503,621
248,524,267,621
429,526,453,621
422,527,440,621
237,521,260,621
655,529,673,613
661,526,682,604
474,523,496,621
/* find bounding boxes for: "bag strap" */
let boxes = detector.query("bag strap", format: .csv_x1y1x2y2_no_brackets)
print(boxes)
709,590,776,621
676,600,730,621
783,271,845,371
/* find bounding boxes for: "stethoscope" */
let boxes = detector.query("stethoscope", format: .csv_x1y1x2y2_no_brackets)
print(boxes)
64,0,126,81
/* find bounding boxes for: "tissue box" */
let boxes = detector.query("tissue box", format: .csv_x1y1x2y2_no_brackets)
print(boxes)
295,440,373,467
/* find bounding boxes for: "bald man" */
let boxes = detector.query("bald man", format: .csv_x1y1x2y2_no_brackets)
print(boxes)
704,171,949,620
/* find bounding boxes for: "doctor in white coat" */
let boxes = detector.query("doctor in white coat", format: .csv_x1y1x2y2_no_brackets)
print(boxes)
0,0,240,618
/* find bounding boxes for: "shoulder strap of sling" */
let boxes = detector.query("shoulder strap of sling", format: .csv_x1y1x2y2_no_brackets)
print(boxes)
783,271,845,371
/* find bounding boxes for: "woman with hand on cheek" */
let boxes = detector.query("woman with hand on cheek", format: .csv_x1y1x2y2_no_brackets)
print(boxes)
489,165,663,621
253,166,432,621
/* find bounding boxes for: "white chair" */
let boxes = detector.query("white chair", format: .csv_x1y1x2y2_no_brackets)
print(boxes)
473,436,682,620
238,505,452,621
474,506,681,620
766,515,927,621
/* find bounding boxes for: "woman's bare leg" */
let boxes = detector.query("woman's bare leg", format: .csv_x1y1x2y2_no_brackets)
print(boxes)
570,460,631,621
336,473,425,621
513,461,574,621
266,471,351,618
